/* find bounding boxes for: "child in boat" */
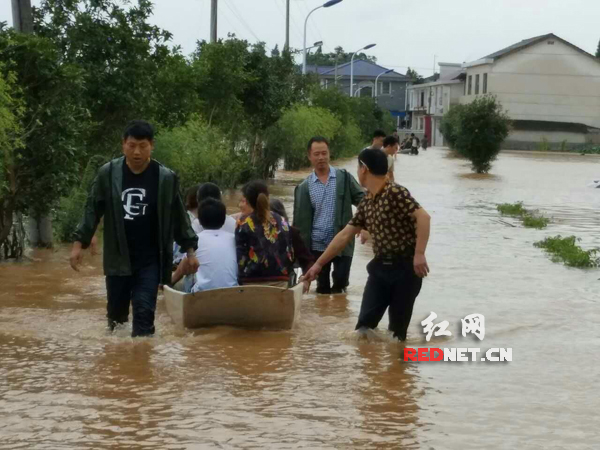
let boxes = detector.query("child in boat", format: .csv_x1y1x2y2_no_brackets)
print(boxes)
172,198,238,293
235,181,294,288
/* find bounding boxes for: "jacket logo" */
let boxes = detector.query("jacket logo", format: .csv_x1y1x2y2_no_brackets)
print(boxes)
122,188,148,220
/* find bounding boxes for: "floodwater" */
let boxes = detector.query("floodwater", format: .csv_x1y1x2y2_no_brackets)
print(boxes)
1,149,599,449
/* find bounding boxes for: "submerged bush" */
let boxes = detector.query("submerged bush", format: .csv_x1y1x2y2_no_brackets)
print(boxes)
497,201,550,229
534,235,599,268
522,214,550,229
497,202,526,217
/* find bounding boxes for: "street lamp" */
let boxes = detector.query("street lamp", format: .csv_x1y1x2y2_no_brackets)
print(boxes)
354,85,369,97
374,68,394,98
302,0,344,75
350,43,376,97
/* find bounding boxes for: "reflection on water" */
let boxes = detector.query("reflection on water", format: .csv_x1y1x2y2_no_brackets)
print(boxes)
1,149,600,449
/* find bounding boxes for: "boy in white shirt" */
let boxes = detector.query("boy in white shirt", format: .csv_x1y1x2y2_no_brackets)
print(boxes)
172,198,238,292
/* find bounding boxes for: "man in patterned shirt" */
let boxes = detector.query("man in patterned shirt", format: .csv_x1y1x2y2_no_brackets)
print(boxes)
293,137,364,294
302,148,431,341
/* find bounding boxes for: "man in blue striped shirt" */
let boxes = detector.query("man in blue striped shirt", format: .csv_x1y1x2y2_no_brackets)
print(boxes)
293,137,365,294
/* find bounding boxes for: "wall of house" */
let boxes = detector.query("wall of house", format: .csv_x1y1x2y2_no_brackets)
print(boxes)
461,39,600,128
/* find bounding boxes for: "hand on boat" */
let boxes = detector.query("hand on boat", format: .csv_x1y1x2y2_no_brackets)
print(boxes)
413,253,430,278
302,280,311,294
300,262,322,286
69,242,84,272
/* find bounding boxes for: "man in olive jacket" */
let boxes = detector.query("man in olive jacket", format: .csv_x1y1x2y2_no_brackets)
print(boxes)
70,120,198,337
293,137,365,294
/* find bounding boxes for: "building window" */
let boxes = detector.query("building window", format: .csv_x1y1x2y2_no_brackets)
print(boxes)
379,81,391,95
475,74,480,95
420,91,425,107
468,75,472,95
483,73,488,94
438,87,443,106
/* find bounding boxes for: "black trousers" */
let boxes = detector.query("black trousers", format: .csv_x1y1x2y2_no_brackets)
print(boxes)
105,261,160,337
312,251,353,294
356,257,422,341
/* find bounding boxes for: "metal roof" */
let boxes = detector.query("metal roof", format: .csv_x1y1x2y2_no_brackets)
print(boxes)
320,60,409,80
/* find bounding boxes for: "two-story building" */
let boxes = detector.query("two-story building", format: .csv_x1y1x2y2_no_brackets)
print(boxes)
406,63,466,146
461,33,600,149
306,60,411,127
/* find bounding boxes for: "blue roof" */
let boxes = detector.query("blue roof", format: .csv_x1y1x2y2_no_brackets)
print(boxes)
320,60,408,80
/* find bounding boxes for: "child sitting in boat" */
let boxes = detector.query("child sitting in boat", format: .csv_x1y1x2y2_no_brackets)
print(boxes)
172,198,238,293
235,181,294,288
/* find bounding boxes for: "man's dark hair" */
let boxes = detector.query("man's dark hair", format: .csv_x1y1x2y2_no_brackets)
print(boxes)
185,185,200,211
383,135,399,147
269,198,288,221
123,120,154,141
358,148,388,176
197,182,222,204
198,198,226,230
307,136,330,153
373,129,387,139
410,133,415,137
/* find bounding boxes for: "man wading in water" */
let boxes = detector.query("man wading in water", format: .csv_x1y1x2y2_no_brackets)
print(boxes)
302,148,431,341
70,120,199,337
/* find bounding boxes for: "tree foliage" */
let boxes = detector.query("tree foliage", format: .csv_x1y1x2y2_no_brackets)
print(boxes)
0,27,88,219
306,46,377,66
406,67,424,84
596,39,600,58
440,96,511,173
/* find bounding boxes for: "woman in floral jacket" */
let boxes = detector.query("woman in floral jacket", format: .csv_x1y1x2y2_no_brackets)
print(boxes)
235,181,294,287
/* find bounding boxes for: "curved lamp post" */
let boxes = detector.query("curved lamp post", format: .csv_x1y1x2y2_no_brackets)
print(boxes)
374,68,394,98
302,0,343,74
350,43,376,97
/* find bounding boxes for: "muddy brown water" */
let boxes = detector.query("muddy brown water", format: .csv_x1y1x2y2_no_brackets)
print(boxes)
1,149,599,449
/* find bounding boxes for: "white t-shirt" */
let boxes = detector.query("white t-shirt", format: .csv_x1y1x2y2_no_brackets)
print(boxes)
191,230,238,293
191,215,237,235
387,154,395,173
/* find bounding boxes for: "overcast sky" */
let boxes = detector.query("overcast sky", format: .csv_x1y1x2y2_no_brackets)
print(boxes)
3,0,600,76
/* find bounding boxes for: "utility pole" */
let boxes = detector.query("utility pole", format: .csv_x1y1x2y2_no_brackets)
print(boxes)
11,0,33,34
284,0,290,51
210,0,218,43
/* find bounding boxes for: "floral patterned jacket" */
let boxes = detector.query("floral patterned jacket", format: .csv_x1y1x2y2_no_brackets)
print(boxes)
235,212,295,283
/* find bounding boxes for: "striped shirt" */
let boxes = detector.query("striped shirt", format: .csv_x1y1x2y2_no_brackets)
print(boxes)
308,167,337,251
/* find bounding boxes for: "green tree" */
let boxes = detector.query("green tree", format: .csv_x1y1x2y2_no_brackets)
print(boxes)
267,105,341,171
0,28,88,225
34,0,179,157
0,67,23,253
596,39,600,58
447,96,511,173
306,46,377,66
440,104,466,149
406,67,424,84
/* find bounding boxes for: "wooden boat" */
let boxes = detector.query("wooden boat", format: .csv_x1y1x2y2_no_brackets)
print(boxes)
163,283,303,330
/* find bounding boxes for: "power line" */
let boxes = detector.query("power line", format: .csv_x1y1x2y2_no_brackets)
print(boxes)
222,0,262,42
217,0,244,40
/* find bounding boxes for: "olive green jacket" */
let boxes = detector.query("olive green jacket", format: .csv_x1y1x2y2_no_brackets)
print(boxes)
73,157,197,285
293,167,365,258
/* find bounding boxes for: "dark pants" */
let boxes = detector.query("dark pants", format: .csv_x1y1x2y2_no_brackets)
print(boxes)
105,261,160,337
356,257,422,341
312,251,353,294
411,146,419,155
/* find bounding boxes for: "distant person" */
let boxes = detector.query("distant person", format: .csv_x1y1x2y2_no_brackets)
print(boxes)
236,181,294,287
172,198,238,293
302,148,431,341
270,198,315,290
410,133,420,155
294,137,365,295
367,129,387,150
382,135,400,183
70,120,198,337
392,130,400,160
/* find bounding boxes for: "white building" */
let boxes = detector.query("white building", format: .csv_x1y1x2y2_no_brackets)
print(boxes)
461,33,600,149
407,63,466,146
